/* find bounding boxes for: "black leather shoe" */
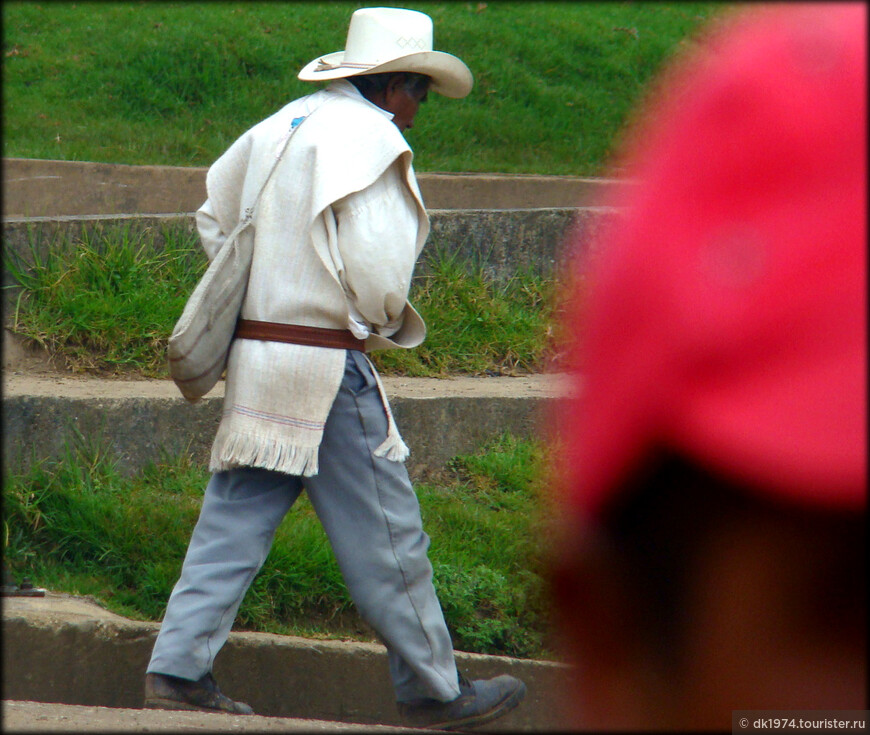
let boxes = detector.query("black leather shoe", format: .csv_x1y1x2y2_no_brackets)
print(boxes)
397,672,526,730
144,672,254,715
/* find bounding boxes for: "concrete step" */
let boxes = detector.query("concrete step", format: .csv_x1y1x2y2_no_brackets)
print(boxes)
2,208,616,306
2,593,570,732
3,157,625,217
2,370,572,480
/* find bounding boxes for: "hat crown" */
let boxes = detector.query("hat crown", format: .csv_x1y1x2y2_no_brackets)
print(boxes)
343,7,434,66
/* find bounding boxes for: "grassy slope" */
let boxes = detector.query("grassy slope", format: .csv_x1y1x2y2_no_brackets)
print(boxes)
3,2,729,376
4,433,555,659
5,222,558,377
3,1,727,175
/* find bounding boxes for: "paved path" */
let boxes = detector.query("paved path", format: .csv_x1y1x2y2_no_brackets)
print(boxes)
2,700,435,732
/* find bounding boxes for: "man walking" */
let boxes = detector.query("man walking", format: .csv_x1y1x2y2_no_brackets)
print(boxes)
144,7,525,731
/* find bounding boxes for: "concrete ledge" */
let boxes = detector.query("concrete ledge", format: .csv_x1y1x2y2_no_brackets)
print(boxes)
3,157,623,217
427,206,614,281
1,385,559,480
2,208,617,292
2,593,570,731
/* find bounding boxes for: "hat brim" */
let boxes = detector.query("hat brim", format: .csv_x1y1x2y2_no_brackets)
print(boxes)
298,50,473,99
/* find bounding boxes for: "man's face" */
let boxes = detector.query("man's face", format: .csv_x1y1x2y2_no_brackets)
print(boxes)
380,75,429,132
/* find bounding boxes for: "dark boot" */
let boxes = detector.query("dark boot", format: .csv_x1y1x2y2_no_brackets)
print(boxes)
397,672,526,730
144,672,254,715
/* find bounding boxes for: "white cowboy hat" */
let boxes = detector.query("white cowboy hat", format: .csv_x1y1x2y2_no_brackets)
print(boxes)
298,7,473,99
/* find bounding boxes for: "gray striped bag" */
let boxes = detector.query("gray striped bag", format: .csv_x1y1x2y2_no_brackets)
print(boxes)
167,114,309,402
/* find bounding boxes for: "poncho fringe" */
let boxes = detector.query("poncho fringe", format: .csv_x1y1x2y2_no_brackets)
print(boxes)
210,428,322,477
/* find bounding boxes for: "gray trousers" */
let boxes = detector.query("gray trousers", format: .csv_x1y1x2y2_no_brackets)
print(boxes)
148,350,461,703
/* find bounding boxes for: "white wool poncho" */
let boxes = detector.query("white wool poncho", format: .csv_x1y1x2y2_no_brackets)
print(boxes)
196,81,429,477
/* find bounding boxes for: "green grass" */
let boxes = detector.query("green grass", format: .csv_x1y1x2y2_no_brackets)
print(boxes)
2,1,729,175
4,222,563,378
373,249,558,376
3,432,556,660
5,221,205,376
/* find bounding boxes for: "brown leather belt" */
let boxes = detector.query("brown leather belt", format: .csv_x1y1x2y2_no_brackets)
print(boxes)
235,319,366,352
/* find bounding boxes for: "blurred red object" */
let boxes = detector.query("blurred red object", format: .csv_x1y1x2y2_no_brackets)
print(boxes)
559,2,867,518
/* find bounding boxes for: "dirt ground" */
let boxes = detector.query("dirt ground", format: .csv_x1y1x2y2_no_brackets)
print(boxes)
2,329,572,400
1,700,433,732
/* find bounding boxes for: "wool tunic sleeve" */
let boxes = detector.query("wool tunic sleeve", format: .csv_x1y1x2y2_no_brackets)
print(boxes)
195,199,226,262
330,160,420,338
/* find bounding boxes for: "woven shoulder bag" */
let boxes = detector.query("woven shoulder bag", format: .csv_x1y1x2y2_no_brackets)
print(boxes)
167,114,309,402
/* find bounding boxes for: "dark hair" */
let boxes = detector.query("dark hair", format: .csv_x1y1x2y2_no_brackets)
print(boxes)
560,448,866,674
347,71,431,101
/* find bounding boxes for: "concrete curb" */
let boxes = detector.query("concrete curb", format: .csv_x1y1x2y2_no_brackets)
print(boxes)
2,374,568,480
3,157,624,217
2,594,571,731
2,208,618,298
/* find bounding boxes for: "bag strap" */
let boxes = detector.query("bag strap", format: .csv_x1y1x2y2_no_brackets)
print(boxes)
201,111,315,332
238,112,311,228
